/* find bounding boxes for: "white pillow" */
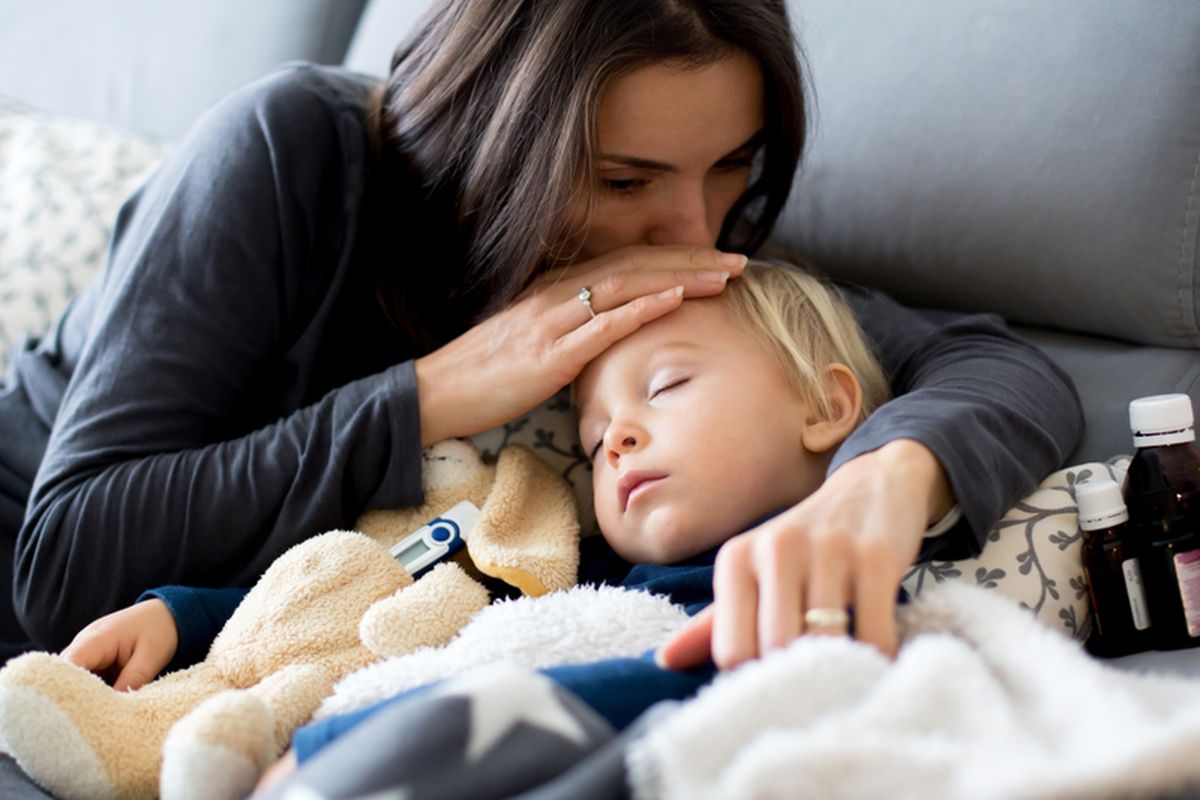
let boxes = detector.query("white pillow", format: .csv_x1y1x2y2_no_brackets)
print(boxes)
0,98,170,375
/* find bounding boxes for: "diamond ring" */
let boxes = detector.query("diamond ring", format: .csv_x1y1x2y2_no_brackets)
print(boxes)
579,285,596,319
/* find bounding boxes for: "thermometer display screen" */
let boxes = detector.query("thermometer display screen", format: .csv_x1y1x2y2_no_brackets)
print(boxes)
388,500,480,577
394,538,433,565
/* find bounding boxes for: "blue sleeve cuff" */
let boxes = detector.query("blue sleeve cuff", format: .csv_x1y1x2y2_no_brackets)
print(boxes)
137,585,249,671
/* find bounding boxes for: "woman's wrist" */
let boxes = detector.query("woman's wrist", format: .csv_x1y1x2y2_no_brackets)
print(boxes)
414,352,460,446
873,438,954,526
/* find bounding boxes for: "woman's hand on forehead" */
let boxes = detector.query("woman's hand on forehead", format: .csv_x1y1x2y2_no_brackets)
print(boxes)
538,244,747,291
413,245,745,445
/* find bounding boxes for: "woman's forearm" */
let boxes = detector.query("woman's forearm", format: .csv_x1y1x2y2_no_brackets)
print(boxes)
838,285,1082,553
16,364,423,651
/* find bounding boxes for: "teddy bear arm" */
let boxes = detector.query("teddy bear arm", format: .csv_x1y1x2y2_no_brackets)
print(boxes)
359,562,490,658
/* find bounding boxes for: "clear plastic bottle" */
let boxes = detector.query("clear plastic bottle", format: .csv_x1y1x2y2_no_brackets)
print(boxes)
1078,479,1152,657
1123,394,1200,650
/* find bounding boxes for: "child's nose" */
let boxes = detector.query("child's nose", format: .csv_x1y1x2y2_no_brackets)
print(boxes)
604,428,646,467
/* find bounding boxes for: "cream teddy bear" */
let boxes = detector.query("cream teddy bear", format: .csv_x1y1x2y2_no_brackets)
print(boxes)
0,440,579,800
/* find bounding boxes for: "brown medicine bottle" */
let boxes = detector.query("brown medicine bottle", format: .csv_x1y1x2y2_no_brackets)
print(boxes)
1123,394,1200,651
1078,478,1152,657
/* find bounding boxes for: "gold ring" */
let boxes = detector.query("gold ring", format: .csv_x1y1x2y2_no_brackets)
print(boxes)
804,607,850,628
579,285,596,319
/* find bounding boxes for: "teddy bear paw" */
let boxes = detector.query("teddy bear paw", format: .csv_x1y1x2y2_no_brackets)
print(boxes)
160,689,275,800
360,561,490,658
0,652,122,800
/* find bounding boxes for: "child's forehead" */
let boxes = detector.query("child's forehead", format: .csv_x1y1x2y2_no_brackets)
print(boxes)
575,299,739,398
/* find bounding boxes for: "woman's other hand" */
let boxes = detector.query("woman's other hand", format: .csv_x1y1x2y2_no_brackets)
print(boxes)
658,439,952,668
59,598,179,691
414,245,746,445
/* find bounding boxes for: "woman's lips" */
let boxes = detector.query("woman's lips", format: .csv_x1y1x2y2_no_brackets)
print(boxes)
617,471,668,512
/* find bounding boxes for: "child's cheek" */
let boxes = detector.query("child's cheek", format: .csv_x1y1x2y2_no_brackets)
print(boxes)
593,472,619,532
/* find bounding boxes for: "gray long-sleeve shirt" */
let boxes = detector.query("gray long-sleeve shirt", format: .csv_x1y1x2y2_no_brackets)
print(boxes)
0,64,1082,650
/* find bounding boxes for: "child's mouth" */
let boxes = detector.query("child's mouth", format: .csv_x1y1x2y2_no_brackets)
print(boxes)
618,471,668,511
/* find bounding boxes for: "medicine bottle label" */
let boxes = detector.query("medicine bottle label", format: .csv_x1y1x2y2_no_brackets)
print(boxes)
1173,549,1200,638
1122,558,1151,631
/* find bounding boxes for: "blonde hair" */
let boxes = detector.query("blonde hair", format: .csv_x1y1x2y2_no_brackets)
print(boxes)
716,260,890,422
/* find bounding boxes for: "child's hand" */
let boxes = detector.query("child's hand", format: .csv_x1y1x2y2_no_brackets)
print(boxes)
59,599,179,691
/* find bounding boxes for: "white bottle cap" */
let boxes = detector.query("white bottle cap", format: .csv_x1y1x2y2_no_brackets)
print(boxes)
1129,394,1195,447
1075,478,1129,531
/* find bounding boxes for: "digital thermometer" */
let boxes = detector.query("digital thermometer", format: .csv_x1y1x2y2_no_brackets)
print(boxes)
388,500,481,578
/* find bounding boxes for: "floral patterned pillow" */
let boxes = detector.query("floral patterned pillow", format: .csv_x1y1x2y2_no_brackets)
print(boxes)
905,456,1129,640
469,391,595,529
0,98,170,375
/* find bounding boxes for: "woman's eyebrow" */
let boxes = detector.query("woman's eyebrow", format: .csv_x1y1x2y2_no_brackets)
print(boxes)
722,128,765,157
600,128,765,172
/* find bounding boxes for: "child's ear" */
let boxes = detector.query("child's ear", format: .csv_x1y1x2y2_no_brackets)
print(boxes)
800,364,863,453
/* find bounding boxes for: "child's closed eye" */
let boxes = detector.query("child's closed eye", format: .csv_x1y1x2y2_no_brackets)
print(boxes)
649,377,688,400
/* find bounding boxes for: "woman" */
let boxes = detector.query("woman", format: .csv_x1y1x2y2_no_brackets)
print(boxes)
0,0,1079,669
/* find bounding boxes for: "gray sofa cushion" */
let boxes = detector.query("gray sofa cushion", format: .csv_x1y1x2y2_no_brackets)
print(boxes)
1018,329,1200,462
772,0,1200,461
344,0,434,77
0,0,366,138
775,0,1200,351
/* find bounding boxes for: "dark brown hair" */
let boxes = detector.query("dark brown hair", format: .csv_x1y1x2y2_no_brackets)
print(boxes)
379,0,807,315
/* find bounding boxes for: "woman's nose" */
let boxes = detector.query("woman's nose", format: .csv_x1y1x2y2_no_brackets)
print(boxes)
646,186,714,247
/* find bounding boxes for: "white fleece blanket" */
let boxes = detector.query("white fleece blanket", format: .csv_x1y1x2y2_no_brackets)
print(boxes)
627,582,1200,800
318,583,691,720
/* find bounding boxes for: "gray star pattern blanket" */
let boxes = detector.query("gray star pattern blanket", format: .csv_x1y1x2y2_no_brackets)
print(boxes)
265,583,1200,800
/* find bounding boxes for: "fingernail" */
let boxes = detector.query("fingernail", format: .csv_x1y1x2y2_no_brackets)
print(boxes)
653,647,669,669
719,253,748,270
698,270,730,283
658,285,683,300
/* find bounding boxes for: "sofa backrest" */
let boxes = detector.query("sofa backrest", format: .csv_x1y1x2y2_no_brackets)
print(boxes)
775,0,1200,352
343,1,433,77
0,0,367,138
774,0,1200,460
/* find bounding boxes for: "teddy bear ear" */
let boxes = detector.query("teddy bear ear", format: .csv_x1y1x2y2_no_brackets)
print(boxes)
355,439,496,549
466,445,581,596
420,439,491,493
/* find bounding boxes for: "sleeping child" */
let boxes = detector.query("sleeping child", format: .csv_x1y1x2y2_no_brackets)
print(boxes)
248,259,897,794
